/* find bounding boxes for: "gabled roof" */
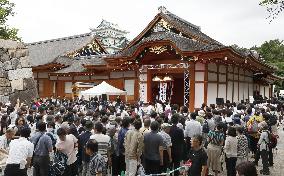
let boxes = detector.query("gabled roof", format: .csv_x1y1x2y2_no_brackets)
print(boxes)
116,32,225,58
54,56,106,74
121,6,223,54
27,33,107,67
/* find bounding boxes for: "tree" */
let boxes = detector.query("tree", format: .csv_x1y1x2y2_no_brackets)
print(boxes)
251,39,284,90
0,0,21,41
260,0,284,21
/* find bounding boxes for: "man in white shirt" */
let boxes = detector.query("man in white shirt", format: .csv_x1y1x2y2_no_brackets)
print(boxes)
185,112,202,138
4,128,34,176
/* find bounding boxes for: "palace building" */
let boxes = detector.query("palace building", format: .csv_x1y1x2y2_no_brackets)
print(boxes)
28,6,280,111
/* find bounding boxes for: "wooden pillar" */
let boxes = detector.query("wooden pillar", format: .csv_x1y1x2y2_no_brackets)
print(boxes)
216,64,219,98
226,65,228,101
204,63,208,105
238,67,240,102
147,69,152,103
189,62,195,112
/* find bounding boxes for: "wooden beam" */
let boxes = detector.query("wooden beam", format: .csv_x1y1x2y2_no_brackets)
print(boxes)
147,69,152,103
204,63,208,105
189,62,195,112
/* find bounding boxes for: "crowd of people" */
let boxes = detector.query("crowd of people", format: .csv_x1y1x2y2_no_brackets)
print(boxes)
0,95,283,176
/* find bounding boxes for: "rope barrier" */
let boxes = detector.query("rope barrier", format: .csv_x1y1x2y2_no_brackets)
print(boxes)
120,165,186,176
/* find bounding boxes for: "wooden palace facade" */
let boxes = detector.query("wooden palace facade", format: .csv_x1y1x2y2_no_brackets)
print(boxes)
28,7,279,111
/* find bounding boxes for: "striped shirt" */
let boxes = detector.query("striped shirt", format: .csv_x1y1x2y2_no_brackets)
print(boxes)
90,133,111,162
87,153,107,176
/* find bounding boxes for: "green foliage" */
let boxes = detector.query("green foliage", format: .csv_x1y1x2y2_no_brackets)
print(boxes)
252,39,284,90
0,0,21,41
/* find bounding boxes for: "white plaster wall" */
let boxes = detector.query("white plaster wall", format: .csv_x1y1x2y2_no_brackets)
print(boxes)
195,72,204,81
110,72,124,78
139,73,147,82
74,76,89,80
265,86,270,98
195,62,205,70
195,83,204,108
208,83,217,105
37,72,49,79
249,84,253,97
91,75,109,80
65,82,72,93
244,83,249,100
123,71,135,77
208,63,217,72
260,85,265,97
234,82,239,102
218,84,226,100
228,81,233,102
228,73,234,80
58,77,72,81
125,80,135,96
50,76,57,80
239,82,244,101
219,74,226,82
208,72,217,81
219,65,226,73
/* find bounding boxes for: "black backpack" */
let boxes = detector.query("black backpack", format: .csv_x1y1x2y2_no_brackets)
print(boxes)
202,120,210,133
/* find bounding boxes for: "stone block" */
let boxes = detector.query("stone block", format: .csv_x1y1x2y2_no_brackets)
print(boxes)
3,61,12,71
0,68,8,78
11,58,21,69
9,88,37,105
0,96,9,103
8,68,33,80
0,78,10,87
0,39,25,49
19,56,30,68
8,49,17,58
0,69,8,78
23,78,36,90
0,53,10,62
15,49,29,58
11,79,24,91
0,87,12,95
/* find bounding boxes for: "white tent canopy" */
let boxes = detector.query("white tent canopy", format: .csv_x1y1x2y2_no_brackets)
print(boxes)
81,81,127,96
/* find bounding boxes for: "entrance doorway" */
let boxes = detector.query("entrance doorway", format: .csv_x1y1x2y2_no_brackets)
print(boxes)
150,72,185,106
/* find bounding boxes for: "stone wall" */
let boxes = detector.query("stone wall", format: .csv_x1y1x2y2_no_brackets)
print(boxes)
0,39,38,105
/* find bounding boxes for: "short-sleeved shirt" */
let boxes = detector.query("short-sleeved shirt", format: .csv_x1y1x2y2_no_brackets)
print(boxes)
56,134,78,165
6,137,34,169
158,131,172,150
30,132,53,156
90,134,111,162
207,130,224,146
87,153,107,176
188,148,208,176
144,131,163,161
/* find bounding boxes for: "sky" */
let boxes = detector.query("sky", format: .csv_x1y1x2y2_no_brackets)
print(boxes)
7,0,284,48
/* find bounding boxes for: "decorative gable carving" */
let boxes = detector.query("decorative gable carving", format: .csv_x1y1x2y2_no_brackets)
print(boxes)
65,39,106,58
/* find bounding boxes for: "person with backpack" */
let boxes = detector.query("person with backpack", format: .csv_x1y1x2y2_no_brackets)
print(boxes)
246,111,263,158
30,122,53,176
263,113,277,167
257,124,270,175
